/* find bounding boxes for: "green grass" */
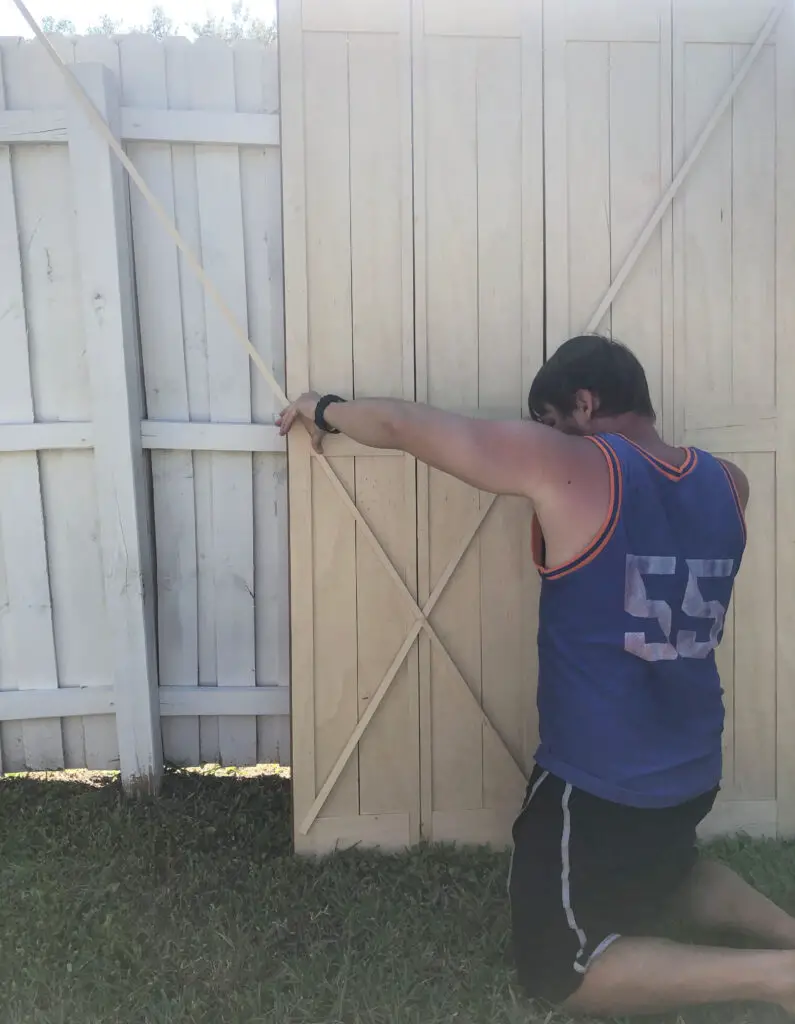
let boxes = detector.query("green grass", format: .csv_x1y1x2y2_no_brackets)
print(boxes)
1,767,794,1024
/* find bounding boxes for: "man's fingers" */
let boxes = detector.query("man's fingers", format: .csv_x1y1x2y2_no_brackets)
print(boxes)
311,427,325,454
278,406,298,435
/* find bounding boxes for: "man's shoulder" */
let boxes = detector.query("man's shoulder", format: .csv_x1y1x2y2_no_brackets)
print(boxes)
717,458,750,511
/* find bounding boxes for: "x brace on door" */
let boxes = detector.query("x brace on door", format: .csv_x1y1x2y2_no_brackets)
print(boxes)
17,0,787,839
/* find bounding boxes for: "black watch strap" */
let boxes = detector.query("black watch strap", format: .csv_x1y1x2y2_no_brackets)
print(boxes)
315,394,346,434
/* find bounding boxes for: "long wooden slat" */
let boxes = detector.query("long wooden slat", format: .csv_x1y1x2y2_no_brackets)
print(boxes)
0,422,93,452
234,40,291,766
0,108,279,145
68,62,161,788
772,0,795,837
191,38,258,768
0,45,63,771
163,35,220,764
0,684,289,721
122,33,201,769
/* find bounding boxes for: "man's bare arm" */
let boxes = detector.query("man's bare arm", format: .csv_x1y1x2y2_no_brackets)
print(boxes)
719,458,750,512
277,393,605,503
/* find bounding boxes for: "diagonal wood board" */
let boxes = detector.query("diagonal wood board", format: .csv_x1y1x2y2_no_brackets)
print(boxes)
12,0,787,839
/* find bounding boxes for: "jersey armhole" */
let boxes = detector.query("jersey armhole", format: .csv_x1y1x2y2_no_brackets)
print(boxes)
532,435,623,581
718,460,748,544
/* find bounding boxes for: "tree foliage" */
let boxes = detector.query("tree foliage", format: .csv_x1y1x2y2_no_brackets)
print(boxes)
191,2,276,43
41,3,275,41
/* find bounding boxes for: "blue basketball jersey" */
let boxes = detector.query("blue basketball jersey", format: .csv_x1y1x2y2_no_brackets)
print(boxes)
533,433,746,808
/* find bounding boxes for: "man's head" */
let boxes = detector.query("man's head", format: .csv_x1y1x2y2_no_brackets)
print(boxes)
528,335,655,434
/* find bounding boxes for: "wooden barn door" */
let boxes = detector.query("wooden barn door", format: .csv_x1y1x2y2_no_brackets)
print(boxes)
669,0,795,838
280,0,421,852
282,0,795,851
412,0,544,845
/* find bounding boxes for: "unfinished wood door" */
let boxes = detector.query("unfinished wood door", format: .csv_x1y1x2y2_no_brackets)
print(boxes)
280,0,420,852
670,0,795,839
282,0,795,851
412,0,544,846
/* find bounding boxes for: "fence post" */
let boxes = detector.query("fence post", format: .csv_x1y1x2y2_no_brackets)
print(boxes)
66,63,162,795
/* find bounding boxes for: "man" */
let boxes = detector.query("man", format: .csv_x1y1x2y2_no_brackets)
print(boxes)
278,335,795,1016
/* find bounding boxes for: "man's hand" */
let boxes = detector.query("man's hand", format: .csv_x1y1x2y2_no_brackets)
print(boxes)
277,391,325,452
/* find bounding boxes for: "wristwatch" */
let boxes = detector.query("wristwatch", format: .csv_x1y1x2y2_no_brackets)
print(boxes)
314,394,346,434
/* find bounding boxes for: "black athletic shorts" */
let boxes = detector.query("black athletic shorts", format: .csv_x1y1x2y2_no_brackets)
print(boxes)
508,765,718,1005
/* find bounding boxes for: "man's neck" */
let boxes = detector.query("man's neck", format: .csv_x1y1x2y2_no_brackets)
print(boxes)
592,415,678,456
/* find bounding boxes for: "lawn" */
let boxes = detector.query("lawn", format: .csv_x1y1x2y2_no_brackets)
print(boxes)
1,767,793,1024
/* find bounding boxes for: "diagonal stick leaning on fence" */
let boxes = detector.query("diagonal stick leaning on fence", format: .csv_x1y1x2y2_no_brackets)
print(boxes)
11,0,786,838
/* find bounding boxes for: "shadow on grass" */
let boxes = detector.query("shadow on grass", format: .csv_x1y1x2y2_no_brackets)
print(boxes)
1,769,794,1024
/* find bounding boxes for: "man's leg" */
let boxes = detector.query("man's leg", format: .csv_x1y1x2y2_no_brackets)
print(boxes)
677,859,795,948
565,937,795,1017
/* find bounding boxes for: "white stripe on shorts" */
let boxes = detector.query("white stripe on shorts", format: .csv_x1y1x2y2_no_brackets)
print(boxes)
506,770,549,893
560,783,589,971
561,783,622,975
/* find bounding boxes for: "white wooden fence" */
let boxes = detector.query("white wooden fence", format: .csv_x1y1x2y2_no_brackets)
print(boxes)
0,34,289,788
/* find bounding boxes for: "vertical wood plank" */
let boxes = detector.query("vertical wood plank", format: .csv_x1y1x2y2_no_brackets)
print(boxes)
349,30,418,821
732,453,776,799
425,38,478,411
726,39,777,805
40,451,115,769
566,41,611,337
424,37,482,816
67,63,161,793
0,460,10,770
412,0,434,841
716,565,736,797
775,1,795,836
542,1,570,350
398,5,419,841
520,0,545,405
278,0,316,835
190,38,257,767
234,41,285,423
659,8,675,443
164,37,218,764
303,29,360,818
234,41,291,756
311,457,359,816
474,37,530,813
121,34,200,768
609,41,666,418
476,39,522,413
69,36,123,770
731,43,775,410
679,43,733,420
518,0,544,786
0,47,62,770
74,34,120,74
304,33,353,396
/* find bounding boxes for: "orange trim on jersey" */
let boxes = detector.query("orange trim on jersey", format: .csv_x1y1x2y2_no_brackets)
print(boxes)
718,460,748,544
616,433,698,481
532,435,623,581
